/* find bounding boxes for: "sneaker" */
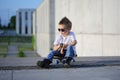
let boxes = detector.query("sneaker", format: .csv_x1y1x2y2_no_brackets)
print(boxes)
64,62,71,68
74,54,77,57
66,59,71,65
63,57,72,68
37,60,44,68
36,59,52,68
62,59,66,64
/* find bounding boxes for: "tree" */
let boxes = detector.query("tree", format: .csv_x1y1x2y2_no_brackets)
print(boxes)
8,15,16,29
0,17,2,29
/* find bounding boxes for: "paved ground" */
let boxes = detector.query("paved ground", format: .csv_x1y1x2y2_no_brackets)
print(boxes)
7,45,18,57
1,66,120,80
0,57,120,80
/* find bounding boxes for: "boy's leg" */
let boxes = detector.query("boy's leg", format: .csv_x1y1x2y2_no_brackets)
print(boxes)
37,50,60,68
64,46,74,65
65,46,74,58
47,50,60,61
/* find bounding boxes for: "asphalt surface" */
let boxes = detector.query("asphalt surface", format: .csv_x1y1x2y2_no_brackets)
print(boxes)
0,57,120,80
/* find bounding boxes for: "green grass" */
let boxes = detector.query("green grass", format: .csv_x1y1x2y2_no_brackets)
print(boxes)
0,36,32,43
0,54,6,58
18,46,33,51
0,45,7,58
0,36,34,58
32,35,35,50
0,46,8,52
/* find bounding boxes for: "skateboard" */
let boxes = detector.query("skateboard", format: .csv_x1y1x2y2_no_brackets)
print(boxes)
53,56,75,65
37,56,75,68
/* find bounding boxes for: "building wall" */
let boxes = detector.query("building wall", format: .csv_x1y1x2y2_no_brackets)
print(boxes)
34,0,51,57
34,0,120,57
16,9,35,36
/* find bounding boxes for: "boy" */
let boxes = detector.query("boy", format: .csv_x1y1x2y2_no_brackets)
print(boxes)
37,17,77,68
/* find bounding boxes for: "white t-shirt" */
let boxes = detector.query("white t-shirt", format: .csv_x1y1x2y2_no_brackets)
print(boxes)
54,31,77,54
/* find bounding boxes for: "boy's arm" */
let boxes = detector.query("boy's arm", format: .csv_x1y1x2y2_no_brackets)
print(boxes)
53,44,65,54
53,44,60,51
70,32,77,46
61,40,77,50
70,40,77,46
60,41,77,54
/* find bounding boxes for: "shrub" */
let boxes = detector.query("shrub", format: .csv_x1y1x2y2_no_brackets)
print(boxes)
18,50,25,57
32,35,35,50
0,54,7,58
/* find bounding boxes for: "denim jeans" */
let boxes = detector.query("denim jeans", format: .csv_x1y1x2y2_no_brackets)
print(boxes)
47,46,75,61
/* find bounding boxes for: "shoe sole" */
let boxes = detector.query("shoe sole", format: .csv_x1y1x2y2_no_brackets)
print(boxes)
36,61,43,68
37,60,50,68
63,63,71,68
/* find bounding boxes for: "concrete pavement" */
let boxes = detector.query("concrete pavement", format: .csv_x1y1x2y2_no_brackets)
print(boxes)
0,57,120,80
1,66,120,80
14,66,119,80
0,57,120,68
7,45,18,57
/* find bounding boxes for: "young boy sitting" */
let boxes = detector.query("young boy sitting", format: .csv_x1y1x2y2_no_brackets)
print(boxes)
37,17,77,68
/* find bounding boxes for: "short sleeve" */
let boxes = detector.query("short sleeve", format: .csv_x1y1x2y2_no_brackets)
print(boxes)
71,32,77,41
54,34,62,45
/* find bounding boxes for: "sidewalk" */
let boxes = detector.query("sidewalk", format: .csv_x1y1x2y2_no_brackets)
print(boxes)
7,44,18,57
0,57,120,80
0,57,120,70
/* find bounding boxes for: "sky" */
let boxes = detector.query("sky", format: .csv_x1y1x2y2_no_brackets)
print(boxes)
0,0,43,25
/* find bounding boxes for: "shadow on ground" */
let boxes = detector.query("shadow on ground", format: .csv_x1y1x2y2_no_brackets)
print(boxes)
49,61,106,69
1,60,120,70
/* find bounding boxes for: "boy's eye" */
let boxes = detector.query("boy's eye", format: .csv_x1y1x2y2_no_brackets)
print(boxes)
58,28,65,32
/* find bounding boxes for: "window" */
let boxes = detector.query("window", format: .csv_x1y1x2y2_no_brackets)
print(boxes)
25,25,28,34
19,12,22,34
25,11,28,20
31,12,33,33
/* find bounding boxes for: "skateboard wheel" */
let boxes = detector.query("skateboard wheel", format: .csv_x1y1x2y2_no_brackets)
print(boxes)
62,59,66,64
71,58,75,62
55,59,60,64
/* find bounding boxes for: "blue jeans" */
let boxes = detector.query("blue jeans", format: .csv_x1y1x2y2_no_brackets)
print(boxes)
47,46,75,61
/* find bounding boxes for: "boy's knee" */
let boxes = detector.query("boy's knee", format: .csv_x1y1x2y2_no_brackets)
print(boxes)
67,45,73,49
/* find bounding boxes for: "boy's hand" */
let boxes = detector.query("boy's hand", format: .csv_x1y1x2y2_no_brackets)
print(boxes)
60,44,67,54
60,49,64,54
70,40,77,46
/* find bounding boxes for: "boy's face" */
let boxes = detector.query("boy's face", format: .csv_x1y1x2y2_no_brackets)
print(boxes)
58,24,70,36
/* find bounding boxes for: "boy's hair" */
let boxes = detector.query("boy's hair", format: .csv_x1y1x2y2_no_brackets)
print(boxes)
59,17,72,30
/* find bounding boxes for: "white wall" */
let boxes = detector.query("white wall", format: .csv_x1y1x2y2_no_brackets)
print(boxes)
35,0,52,57
55,0,120,57
35,0,120,57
